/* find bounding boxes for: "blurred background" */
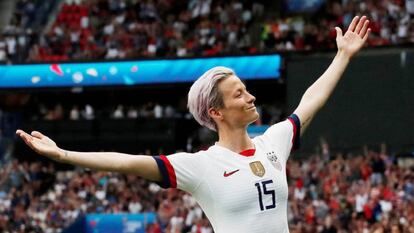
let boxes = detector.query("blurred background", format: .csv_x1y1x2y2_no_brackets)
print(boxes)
0,0,413,232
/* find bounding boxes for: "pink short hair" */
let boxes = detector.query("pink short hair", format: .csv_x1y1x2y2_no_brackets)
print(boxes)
187,66,234,131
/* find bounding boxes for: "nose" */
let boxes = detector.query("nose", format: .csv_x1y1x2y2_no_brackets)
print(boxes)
247,92,256,104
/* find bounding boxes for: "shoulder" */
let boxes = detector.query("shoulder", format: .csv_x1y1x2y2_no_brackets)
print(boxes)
157,150,213,191
167,150,210,159
254,115,301,155
254,119,292,143
163,149,213,167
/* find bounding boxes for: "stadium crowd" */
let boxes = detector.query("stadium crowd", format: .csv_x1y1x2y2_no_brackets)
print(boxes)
24,102,283,126
1,0,414,63
0,142,413,232
0,157,213,233
0,0,413,232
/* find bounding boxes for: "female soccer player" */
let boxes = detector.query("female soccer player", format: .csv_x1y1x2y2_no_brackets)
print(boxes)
17,16,370,233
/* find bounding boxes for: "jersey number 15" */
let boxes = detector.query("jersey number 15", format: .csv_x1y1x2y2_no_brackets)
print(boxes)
255,179,276,211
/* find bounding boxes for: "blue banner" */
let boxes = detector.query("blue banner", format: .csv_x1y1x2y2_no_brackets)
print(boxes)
247,125,270,137
284,0,325,13
0,55,281,88
84,213,156,233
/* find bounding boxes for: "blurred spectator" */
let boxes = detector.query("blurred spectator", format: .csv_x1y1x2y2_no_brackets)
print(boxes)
112,104,125,119
69,105,80,120
81,104,95,120
127,106,139,119
154,103,163,119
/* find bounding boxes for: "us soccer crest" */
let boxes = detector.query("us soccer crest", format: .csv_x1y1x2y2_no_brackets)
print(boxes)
249,161,266,177
267,151,282,171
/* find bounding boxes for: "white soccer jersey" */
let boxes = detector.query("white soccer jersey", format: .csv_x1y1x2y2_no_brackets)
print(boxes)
154,115,301,233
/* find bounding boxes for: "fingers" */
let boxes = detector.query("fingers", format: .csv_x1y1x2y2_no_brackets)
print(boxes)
348,16,360,32
355,16,367,34
335,27,343,39
17,131,31,143
16,130,36,149
363,28,371,42
359,19,370,37
16,130,43,142
345,15,371,41
16,130,31,140
31,131,45,139
16,129,25,136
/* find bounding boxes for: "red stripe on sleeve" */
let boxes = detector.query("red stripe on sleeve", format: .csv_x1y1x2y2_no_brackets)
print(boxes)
160,155,177,188
288,117,297,146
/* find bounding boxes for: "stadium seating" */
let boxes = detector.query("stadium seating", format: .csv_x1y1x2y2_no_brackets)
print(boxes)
2,0,414,63
1,1,414,232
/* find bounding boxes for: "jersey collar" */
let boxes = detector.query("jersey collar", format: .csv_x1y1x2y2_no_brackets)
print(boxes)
214,142,256,157
239,149,256,157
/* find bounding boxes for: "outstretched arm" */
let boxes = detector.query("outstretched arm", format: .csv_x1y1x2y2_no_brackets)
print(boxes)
293,16,371,135
16,130,161,182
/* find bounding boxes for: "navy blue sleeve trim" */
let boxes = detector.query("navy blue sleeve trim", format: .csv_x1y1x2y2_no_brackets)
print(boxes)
153,156,171,188
288,114,301,150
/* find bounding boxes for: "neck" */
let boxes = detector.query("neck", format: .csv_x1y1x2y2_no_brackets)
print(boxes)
217,126,254,153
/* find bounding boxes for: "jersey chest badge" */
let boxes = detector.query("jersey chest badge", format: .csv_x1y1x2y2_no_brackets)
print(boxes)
249,161,266,177
267,151,282,171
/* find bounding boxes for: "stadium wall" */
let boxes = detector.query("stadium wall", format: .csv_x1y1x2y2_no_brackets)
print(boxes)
286,48,414,152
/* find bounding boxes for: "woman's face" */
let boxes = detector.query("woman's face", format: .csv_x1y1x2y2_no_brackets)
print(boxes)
215,75,259,129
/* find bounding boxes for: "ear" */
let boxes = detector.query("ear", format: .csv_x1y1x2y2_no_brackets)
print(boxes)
208,107,223,122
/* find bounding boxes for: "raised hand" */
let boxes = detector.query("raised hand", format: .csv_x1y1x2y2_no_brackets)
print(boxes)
335,16,371,58
16,130,63,161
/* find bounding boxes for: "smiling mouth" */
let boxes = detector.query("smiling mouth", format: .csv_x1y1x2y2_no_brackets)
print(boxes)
247,106,256,110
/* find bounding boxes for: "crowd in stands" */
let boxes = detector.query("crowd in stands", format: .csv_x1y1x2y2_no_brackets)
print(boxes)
261,0,414,51
27,102,283,126
32,102,183,121
287,142,414,233
0,158,213,233
0,0,59,63
0,142,413,232
1,0,414,63
26,0,266,62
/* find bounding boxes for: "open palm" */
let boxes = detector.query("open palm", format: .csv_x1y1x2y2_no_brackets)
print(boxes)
16,130,62,161
335,16,371,57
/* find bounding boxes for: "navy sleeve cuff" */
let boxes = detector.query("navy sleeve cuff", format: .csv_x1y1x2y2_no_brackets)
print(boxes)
288,114,301,150
153,156,171,188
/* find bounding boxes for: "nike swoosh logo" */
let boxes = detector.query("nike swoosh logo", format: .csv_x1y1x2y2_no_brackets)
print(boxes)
223,169,240,177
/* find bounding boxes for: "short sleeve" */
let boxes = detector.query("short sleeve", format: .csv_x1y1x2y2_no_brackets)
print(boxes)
153,152,207,193
260,114,301,161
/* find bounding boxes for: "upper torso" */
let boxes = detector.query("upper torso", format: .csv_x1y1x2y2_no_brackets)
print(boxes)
154,116,301,233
